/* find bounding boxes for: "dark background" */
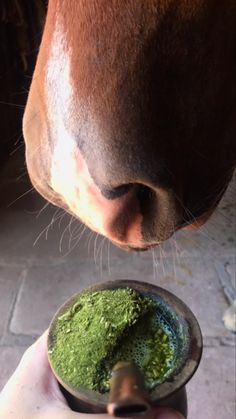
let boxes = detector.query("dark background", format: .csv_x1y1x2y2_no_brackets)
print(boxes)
0,0,46,166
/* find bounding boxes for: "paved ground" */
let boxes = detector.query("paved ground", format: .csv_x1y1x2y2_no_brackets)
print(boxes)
0,151,235,419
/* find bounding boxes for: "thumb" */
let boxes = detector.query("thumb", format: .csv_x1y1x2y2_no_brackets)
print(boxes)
154,407,185,419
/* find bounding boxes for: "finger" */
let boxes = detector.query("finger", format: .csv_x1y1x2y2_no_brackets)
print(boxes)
39,411,161,419
39,410,111,419
1,331,68,410
153,407,185,419
68,408,184,419
38,404,185,419
1,330,50,392
20,330,67,403
18,330,49,370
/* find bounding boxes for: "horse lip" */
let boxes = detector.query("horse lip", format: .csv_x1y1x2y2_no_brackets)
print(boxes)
110,240,161,252
179,209,214,231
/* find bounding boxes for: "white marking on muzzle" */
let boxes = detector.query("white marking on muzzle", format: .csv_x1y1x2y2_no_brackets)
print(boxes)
45,22,114,235
46,21,80,209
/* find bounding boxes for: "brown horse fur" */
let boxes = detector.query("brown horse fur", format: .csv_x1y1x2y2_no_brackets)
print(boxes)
23,0,236,249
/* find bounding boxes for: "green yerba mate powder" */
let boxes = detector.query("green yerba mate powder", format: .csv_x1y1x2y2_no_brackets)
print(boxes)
49,288,175,393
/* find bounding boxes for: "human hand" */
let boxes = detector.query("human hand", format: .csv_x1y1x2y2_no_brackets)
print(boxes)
0,331,184,419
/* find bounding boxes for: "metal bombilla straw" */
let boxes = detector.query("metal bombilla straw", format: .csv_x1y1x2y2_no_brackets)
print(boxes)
107,362,151,417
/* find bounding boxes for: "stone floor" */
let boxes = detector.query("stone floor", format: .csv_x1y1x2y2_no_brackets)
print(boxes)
0,151,235,419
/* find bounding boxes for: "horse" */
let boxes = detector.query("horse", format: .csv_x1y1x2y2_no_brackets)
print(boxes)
23,0,236,250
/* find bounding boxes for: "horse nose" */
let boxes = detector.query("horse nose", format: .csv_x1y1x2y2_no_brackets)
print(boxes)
51,146,182,249
95,181,182,249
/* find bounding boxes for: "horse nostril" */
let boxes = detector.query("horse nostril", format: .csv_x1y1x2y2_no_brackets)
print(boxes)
136,184,152,200
101,183,152,200
136,184,154,209
101,184,133,199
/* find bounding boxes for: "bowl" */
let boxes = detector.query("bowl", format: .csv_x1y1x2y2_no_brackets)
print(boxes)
47,280,202,417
